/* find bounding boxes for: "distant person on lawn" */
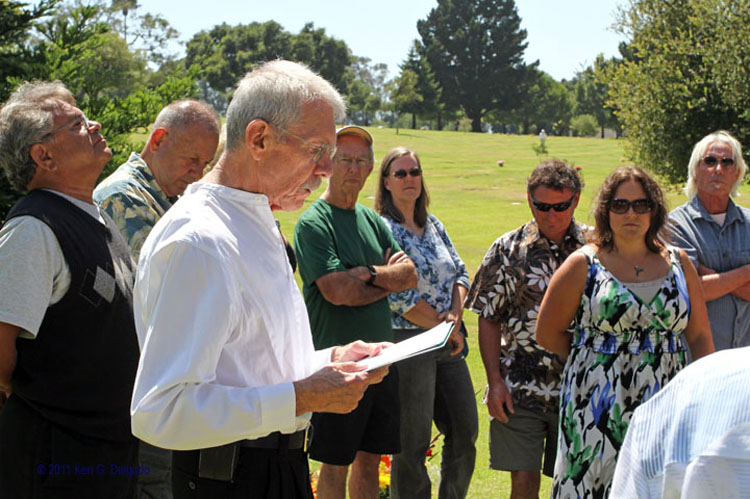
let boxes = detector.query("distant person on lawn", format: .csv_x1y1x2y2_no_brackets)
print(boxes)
0,81,140,498
94,98,220,499
465,160,587,499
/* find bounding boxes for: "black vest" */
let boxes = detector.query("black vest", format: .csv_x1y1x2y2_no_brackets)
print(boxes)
5,190,139,441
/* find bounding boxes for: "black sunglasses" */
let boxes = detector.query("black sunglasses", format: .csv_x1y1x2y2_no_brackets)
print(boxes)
609,198,653,214
391,167,422,179
702,155,736,169
530,193,576,212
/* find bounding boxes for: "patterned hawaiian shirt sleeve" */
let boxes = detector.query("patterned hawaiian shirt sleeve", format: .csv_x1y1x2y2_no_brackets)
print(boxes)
465,235,511,322
431,215,470,290
98,189,161,262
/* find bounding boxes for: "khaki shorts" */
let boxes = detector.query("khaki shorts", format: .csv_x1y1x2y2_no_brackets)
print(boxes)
489,405,558,477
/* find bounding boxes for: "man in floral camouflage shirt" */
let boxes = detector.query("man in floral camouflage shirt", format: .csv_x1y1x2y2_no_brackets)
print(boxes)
465,159,587,499
93,99,219,498
94,99,220,261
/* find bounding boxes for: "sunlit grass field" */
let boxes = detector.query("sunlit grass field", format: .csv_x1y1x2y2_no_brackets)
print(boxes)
273,128,747,497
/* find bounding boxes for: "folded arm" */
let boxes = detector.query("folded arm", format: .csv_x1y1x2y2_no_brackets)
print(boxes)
316,250,417,307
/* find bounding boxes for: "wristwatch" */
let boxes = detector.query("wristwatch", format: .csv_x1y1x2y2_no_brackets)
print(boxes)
366,265,377,285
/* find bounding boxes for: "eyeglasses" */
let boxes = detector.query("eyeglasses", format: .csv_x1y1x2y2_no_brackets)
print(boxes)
702,155,736,170
40,113,91,141
391,167,422,179
530,193,576,212
609,198,653,214
266,121,336,163
335,155,372,168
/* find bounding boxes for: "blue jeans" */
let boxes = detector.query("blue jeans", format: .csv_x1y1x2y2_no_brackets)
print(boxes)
391,328,478,499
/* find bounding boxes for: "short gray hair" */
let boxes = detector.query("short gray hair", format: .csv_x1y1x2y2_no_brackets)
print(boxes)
685,130,747,199
225,60,346,151
152,99,221,139
0,81,75,191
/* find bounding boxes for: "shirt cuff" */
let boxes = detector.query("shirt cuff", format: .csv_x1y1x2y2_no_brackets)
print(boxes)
255,382,297,437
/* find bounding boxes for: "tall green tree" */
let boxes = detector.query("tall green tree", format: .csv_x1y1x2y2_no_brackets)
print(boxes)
389,68,422,129
417,0,537,132
399,40,442,128
572,54,619,138
605,0,750,183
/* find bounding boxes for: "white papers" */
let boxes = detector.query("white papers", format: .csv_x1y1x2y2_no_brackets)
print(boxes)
357,321,455,371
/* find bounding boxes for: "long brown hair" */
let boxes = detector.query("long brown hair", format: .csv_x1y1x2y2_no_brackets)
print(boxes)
591,165,669,253
374,146,430,227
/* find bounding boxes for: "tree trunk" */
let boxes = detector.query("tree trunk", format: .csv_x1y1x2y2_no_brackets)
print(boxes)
411,113,417,129
437,112,443,130
471,115,482,133
601,125,605,138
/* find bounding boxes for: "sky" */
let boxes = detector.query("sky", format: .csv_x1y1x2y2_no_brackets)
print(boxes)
140,0,627,82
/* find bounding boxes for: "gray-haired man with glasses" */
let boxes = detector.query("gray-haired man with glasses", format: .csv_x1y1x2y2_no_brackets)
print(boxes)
670,130,750,351
294,125,417,498
130,61,392,499
0,81,140,498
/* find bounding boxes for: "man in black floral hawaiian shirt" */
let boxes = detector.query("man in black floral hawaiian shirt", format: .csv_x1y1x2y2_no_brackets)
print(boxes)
465,159,588,499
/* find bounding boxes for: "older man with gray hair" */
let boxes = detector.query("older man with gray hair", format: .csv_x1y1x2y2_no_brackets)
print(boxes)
669,130,750,350
94,99,219,499
130,60,390,499
0,81,140,498
94,99,220,261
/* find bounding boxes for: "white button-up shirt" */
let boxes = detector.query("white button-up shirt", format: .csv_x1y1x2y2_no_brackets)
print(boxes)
130,183,331,450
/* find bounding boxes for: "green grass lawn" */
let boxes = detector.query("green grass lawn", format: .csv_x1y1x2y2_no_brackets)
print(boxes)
274,128,749,498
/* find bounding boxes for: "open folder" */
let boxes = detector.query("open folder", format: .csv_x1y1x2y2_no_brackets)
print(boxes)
357,321,455,371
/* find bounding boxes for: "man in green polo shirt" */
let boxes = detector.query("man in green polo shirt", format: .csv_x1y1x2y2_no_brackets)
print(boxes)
294,125,417,498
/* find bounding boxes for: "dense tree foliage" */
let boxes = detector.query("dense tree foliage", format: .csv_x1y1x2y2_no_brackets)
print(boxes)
186,21,352,111
0,1,198,220
605,0,750,183
496,70,574,135
417,0,537,132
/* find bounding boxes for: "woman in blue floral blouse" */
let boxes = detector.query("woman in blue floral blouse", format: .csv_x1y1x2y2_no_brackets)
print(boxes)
375,146,477,499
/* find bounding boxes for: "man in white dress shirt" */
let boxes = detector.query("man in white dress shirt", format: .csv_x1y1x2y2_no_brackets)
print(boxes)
611,346,750,498
130,60,390,499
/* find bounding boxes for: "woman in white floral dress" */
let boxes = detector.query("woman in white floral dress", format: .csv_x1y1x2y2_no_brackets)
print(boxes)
536,166,715,498
375,147,477,499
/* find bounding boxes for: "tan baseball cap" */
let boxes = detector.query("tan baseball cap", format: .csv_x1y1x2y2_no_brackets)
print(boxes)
336,125,373,145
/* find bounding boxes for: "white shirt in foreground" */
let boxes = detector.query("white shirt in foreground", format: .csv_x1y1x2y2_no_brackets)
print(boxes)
611,346,750,498
130,183,331,450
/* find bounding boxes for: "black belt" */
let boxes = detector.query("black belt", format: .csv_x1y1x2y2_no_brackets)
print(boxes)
240,426,313,452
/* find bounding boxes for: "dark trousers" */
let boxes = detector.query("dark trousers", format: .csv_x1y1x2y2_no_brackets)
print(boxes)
172,446,313,499
0,394,138,499
391,329,478,499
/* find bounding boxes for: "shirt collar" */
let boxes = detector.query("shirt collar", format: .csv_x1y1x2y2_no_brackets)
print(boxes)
522,218,586,247
126,152,178,204
687,196,744,226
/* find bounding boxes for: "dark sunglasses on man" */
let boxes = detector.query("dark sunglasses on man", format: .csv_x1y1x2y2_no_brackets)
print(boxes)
530,193,576,212
609,198,653,214
702,155,735,169
391,167,422,179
